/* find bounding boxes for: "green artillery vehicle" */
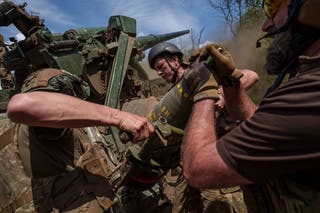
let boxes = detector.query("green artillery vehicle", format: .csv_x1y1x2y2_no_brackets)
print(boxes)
0,0,190,211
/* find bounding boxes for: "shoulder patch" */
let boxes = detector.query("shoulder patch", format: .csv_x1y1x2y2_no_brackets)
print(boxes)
21,68,64,92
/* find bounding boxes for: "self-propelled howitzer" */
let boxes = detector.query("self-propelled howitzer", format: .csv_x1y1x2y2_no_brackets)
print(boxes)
0,1,191,209
0,0,189,99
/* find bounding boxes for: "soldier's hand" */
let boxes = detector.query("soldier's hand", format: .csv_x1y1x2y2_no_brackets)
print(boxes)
189,44,243,86
183,64,219,102
214,87,225,111
118,111,154,143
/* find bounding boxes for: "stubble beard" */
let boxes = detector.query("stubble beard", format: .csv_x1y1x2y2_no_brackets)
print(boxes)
265,25,319,75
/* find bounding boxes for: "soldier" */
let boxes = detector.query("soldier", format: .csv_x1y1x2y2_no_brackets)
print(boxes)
4,66,154,212
4,67,154,213
0,34,15,90
148,42,259,212
0,17,158,209
182,0,320,212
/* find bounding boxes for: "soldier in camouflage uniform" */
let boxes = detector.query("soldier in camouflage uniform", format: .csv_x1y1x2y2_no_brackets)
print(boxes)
147,42,259,213
3,67,154,212
0,34,15,90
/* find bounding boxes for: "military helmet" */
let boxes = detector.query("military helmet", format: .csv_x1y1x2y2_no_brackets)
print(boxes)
148,42,183,69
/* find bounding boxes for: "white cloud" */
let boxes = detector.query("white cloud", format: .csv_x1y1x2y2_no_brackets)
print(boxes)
15,33,25,41
1,26,20,42
106,0,198,35
1,0,219,45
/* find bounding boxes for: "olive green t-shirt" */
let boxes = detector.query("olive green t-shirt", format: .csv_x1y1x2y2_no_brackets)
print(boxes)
217,56,320,186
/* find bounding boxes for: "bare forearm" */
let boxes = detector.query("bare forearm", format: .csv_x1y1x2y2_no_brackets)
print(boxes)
183,100,216,160
223,82,257,121
182,100,217,183
182,99,252,188
239,69,260,91
7,91,122,128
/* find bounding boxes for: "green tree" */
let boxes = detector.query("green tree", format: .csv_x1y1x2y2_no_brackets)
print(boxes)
209,0,264,36
209,0,274,103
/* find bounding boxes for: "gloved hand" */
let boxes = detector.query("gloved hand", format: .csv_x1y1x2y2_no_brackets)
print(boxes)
183,63,219,102
189,44,243,86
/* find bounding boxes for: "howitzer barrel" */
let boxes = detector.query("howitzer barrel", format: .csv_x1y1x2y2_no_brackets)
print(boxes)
49,40,79,51
135,29,190,52
0,0,43,36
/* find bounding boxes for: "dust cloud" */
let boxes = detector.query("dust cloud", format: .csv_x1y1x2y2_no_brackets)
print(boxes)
229,27,267,73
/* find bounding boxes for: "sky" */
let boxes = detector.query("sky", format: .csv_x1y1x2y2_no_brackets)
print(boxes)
0,0,227,45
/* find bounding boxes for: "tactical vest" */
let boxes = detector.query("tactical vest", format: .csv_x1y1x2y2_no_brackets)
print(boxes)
0,68,118,212
0,121,118,213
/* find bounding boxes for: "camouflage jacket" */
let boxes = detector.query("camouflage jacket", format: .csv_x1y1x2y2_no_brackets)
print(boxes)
0,68,114,212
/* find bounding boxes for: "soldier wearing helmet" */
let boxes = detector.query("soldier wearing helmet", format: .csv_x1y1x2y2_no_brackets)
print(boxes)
182,0,320,212
147,42,259,212
148,42,185,84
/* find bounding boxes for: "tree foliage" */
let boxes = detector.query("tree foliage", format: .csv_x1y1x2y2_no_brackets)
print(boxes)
208,0,264,36
190,28,205,51
208,0,274,103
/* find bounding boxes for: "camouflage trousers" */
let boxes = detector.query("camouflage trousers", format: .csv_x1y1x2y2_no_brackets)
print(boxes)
111,183,172,213
167,178,247,213
0,67,15,90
